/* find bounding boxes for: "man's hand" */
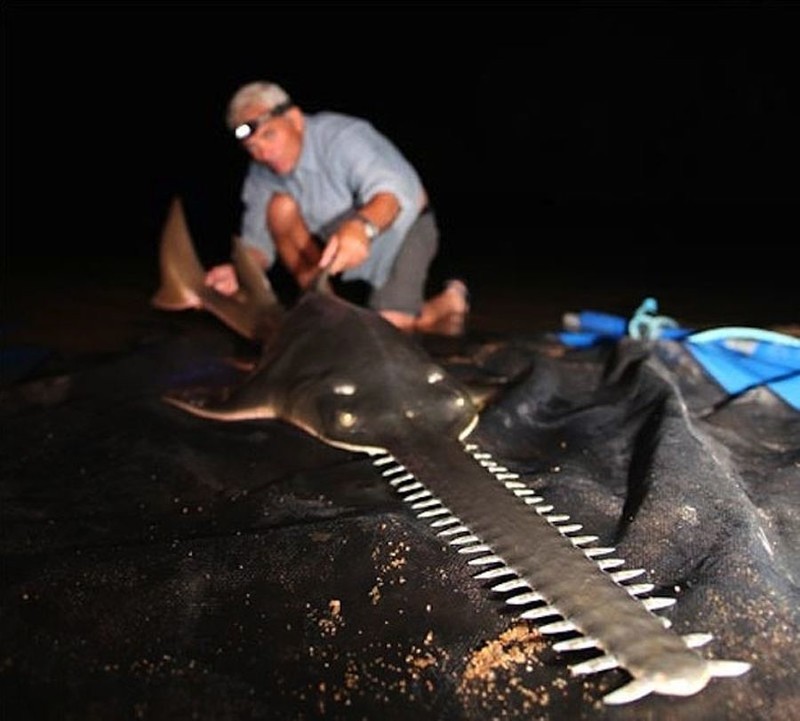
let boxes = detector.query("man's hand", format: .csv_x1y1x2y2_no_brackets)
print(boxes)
319,218,371,275
205,264,239,295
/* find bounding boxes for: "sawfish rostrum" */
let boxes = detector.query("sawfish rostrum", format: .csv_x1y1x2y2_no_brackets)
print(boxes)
153,196,750,706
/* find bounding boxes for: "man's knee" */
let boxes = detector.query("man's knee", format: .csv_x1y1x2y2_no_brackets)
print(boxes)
267,193,301,234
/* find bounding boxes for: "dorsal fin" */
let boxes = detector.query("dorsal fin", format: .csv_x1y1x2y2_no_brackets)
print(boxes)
151,195,285,342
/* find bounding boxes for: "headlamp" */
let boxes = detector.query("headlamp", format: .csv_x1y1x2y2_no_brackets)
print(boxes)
233,100,294,140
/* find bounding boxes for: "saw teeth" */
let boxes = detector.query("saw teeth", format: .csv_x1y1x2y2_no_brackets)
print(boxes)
467,555,504,566
384,443,752,707
519,605,561,621
624,582,656,596
397,481,424,493
553,636,600,652
437,524,470,537
682,633,713,648
417,507,450,519
491,578,530,593
602,678,654,705
473,567,515,581
459,544,492,554
403,489,432,502
707,660,752,678
643,596,677,611
610,568,646,582
448,534,481,545
597,558,625,570
410,498,440,510
585,546,615,557
539,619,577,634
570,654,620,676
380,464,406,476
505,591,546,605
429,516,460,528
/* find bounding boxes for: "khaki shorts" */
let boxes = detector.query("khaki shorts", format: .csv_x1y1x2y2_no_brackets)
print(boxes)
367,209,439,315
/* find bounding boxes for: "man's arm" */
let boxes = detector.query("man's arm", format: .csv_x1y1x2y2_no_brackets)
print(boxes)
319,191,400,275
205,245,269,296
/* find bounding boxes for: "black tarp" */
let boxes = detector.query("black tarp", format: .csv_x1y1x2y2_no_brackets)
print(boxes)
1,310,799,721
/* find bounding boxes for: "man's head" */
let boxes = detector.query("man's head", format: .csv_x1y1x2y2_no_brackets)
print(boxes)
227,81,304,175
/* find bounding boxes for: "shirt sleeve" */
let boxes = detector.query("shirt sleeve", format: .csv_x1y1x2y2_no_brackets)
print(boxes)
326,121,423,214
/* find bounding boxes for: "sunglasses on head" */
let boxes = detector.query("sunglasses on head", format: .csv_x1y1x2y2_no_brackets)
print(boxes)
233,100,294,140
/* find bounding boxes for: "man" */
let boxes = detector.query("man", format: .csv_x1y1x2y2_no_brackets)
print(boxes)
204,80,468,335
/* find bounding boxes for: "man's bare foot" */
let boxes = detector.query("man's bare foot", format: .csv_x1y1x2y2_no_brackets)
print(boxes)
380,309,418,332
378,280,469,335
416,279,470,336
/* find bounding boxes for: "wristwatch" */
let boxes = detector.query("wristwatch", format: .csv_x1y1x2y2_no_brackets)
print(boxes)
355,213,380,241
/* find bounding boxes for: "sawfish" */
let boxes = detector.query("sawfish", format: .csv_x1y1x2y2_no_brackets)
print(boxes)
152,196,751,706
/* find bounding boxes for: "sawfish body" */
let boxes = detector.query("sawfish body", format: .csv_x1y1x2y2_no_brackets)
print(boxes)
153,196,750,706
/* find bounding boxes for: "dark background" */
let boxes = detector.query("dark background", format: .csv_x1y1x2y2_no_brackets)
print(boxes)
3,1,799,327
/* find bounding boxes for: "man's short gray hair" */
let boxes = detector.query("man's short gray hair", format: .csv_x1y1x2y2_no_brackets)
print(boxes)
226,81,291,129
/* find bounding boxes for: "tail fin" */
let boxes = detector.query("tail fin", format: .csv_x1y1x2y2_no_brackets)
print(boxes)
151,195,285,342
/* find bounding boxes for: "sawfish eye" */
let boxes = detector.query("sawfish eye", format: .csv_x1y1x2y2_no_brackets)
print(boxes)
333,382,356,396
337,410,357,428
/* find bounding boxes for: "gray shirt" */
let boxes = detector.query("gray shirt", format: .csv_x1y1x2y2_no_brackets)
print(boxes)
239,111,426,288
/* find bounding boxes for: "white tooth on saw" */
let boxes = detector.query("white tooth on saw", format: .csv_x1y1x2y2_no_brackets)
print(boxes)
437,525,470,536
491,578,530,593
570,654,620,676
429,516,460,528
519,605,561,621
597,558,625,569
467,555,504,566
643,596,677,612
397,481,424,493
505,591,546,605
553,636,600,652
418,507,451,519
473,566,514,581
539,619,577,634
585,546,615,557
610,568,646,582
602,678,654,705
458,544,492,554
682,633,713,648
411,498,440,510
448,534,481,545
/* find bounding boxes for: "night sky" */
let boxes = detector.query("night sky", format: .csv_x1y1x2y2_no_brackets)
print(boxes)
5,2,800,301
